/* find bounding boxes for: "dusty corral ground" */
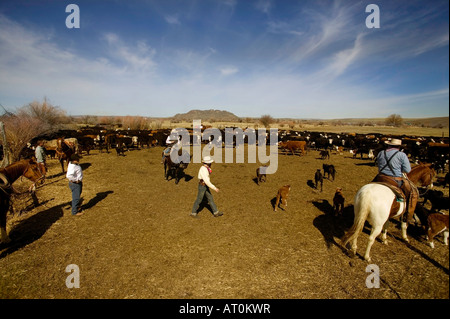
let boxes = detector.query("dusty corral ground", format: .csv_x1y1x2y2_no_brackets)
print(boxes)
0,145,448,299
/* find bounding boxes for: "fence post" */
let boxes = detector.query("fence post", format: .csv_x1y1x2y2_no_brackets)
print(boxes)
0,121,10,167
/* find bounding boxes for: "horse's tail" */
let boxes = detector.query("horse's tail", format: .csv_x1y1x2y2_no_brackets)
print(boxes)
340,186,371,247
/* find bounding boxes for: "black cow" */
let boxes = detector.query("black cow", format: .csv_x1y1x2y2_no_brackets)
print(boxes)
323,164,336,181
314,169,323,192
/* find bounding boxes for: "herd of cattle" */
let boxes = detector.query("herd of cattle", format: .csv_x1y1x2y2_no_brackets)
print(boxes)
19,126,449,175
7,126,449,248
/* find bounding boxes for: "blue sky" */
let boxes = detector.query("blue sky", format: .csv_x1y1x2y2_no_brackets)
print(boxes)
0,0,448,119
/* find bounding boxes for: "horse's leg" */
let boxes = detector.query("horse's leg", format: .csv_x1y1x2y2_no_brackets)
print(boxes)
401,221,409,242
350,236,358,258
364,224,383,263
381,220,390,245
164,161,168,180
427,227,435,248
0,207,11,244
0,225,10,243
381,229,388,245
274,194,280,212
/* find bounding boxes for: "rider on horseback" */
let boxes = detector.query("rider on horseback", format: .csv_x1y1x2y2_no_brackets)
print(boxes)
372,138,418,221
161,135,180,163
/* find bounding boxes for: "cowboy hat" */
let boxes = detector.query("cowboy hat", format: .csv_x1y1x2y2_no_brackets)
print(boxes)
385,138,402,146
202,156,214,164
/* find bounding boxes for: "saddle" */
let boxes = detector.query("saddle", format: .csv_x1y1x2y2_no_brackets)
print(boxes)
372,175,405,198
372,174,418,222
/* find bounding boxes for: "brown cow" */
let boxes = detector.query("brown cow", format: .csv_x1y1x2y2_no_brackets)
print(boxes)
279,140,307,156
427,212,449,248
256,166,267,185
274,185,291,211
333,187,345,216
427,142,449,148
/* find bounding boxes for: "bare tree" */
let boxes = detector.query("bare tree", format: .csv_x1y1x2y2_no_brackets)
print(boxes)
385,114,404,127
20,97,67,130
259,114,275,128
1,98,66,163
1,113,45,162
121,116,148,130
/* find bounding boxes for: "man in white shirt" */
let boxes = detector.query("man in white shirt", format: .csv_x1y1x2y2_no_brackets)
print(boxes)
190,156,223,218
66,154,84,216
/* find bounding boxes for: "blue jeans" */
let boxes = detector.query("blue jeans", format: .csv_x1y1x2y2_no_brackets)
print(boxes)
192,184,218,215
69,182,83,215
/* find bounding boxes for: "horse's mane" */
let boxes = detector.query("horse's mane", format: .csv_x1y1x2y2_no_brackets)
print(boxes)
408,163,435,185
410,163,433,174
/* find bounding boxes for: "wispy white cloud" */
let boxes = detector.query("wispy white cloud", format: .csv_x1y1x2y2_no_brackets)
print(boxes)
266,20,303,36
103,32,157,72
412,32,449,56
255,0,272,14
220,66,239,76
286,3,357,64
169,47,217,75
222,0,237,7
313,33,364,81
164,14,180,25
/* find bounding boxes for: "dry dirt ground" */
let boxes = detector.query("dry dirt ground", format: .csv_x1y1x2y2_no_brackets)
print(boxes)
0,145,448,299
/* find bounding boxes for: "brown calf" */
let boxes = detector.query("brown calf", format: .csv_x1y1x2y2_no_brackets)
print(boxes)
333,187,345,216
256,167,267,185
274,185,291,212
427,212,449,248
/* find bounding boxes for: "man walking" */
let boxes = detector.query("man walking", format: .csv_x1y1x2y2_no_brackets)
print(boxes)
66,154,84,216
191,156,223,218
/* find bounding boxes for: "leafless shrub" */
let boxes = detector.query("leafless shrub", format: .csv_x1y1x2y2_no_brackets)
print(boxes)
1,114,45,163
98,116,117,126
148,120,163,130
1,98,66,163
20,97,68,129
121,116,148,130
259,114,275,128
79,115,98,125
385,114,404,127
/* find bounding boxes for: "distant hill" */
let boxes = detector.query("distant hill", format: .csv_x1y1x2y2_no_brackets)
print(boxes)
172,109,240,122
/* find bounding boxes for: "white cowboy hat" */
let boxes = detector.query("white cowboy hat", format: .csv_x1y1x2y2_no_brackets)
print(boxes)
202,156,214,164
385,138,402,146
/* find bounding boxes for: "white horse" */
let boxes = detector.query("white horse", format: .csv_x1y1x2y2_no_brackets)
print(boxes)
340,164,434,262
340,183,408,263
